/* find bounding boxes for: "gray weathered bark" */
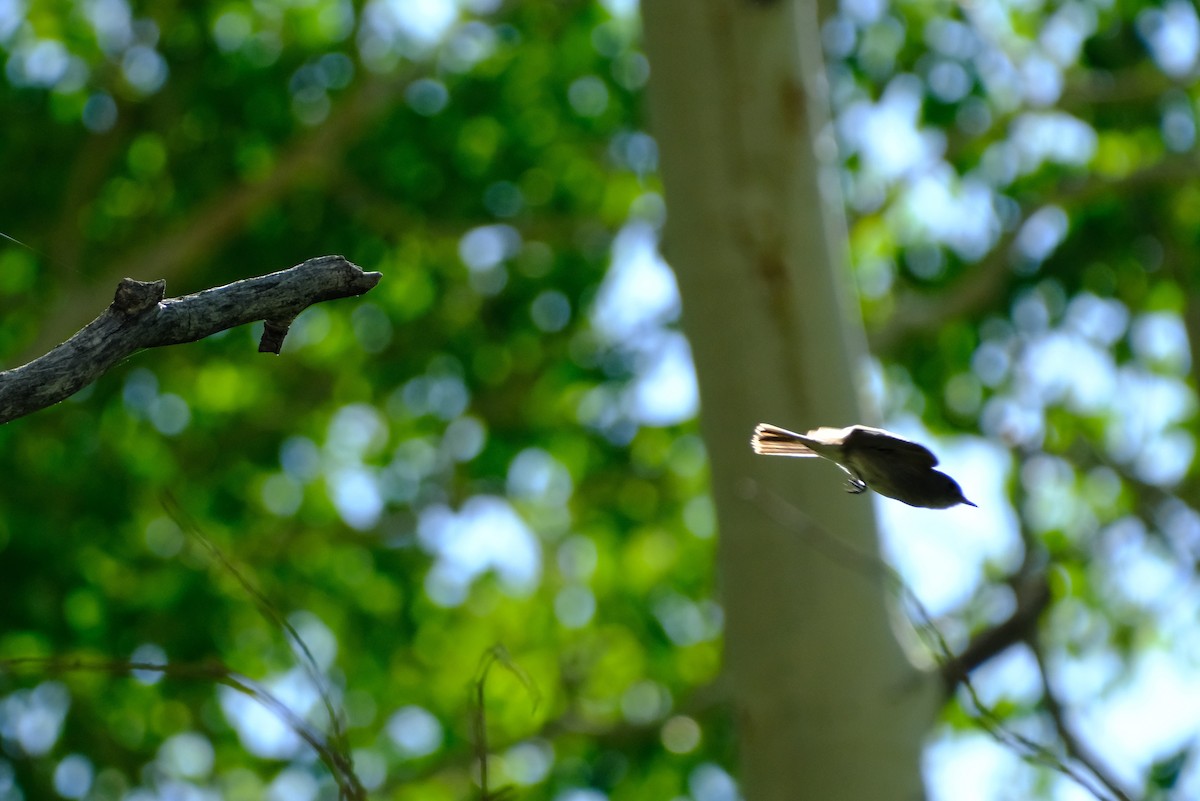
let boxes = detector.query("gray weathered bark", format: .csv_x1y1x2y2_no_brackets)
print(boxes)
0,255,381,424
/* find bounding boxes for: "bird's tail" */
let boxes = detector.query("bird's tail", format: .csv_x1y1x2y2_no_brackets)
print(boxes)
750,423,820,457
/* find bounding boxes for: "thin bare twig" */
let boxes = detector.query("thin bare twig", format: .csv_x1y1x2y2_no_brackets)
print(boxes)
162,494,354,766
1029,635,1137,801
741,479,1132,801
471,645,539,801
0,656,365,800
940,553,1051,695
3,493,370,800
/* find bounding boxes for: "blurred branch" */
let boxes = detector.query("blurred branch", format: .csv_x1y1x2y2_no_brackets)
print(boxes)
48,116,131,281
330,170,609,249
378,676,730,797
0,255,381,424
1,494,379,798
869,152,1200,354
23,70,413,361
471,646,539,801
0,656,366,800
906,590,1128,801
1160,241,1200,507
868,223,1019,355
747,480,1127,801
1060,63,1197,111
1030,636,1138,801
163,492,355,766
939,560,1051,695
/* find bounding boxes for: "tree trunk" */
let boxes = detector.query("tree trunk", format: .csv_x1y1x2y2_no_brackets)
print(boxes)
642,1,937,799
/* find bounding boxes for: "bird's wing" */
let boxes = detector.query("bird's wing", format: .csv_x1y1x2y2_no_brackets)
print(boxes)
842,426,940,467
750,423,821,456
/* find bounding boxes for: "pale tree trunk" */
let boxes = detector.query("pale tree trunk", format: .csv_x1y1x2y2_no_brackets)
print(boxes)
642,2,938,800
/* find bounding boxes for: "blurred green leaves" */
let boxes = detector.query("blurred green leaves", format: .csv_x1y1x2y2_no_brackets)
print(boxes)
0,1,725,799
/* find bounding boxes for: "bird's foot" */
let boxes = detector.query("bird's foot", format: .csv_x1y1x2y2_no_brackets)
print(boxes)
843,478,867,494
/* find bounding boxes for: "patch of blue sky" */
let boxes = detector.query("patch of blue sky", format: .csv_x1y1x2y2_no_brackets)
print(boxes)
838,74,945,182
417,496,541,606
1138,1,1200,77
588,220,697,427
877,418,1019,615
590,221,680,342
219,667,325,759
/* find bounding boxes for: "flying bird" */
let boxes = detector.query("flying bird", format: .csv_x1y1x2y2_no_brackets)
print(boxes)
750,423,976,509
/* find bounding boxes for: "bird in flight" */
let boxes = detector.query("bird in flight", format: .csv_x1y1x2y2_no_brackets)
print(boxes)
750,423,976,509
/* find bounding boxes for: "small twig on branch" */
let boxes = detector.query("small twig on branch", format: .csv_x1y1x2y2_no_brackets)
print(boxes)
0,255,381,425
940,558,1052,695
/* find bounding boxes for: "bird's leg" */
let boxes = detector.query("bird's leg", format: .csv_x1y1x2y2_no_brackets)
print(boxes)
837,464,867,494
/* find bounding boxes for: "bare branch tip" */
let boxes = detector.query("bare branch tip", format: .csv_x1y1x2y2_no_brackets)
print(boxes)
307,254,382,292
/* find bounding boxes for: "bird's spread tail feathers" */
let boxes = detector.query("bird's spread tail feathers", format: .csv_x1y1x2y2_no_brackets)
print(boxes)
750,423,819,457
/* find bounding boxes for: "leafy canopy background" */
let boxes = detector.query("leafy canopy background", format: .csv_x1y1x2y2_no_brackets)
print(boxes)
2,1,723,799
5,0,1200,800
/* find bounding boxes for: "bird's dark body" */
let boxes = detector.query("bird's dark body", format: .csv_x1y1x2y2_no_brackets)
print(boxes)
750,423,975,509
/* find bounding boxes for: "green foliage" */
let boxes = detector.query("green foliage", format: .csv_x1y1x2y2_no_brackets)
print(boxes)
0,1,724,799
6,0,1200,798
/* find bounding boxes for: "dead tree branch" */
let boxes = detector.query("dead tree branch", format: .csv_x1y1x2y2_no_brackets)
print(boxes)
0,255,381,424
